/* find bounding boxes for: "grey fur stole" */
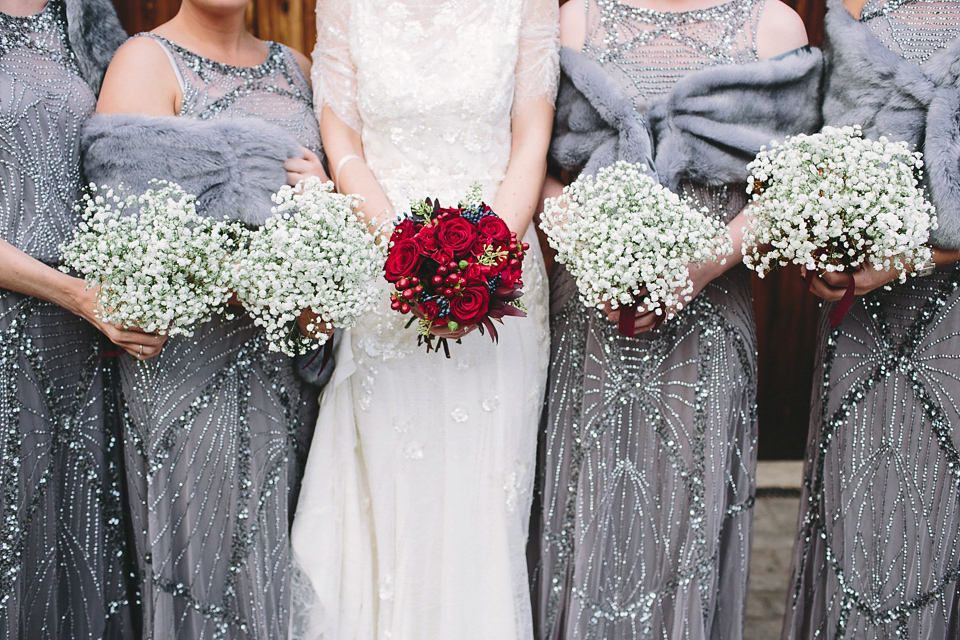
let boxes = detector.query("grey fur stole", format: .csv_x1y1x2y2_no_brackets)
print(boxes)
550,48,657,180
65,0,127,93
82,113,303,226
823,0,960,249
551,46,823,190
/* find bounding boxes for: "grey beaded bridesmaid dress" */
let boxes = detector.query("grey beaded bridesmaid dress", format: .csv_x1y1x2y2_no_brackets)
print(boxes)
0,1,131,638
113,34,322,640
533,1,765,638
783,2,960,638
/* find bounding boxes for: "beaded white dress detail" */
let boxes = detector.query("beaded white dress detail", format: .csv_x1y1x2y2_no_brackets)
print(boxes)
290,1,558,639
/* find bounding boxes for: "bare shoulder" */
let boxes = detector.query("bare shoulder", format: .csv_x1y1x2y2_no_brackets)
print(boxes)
755,0,810,60
559,0,587,51
97,35,180,116
289,47,313,84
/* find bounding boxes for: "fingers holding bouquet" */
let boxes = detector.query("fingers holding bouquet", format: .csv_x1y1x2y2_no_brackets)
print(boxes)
384,186,529,356
296,307,335,342
61,178,382,360
285,146,329,185
802,263,901,301
743,126,937,326
67,279,168,360
542,162,732,338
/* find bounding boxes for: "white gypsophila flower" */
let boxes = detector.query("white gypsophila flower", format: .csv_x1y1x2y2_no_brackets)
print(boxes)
541,161,733,323
232,176,385,356
743,125,936,283
60,181,241,337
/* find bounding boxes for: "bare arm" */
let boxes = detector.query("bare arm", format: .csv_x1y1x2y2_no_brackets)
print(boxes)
756,0,810,60
0,239,166,358
493,96,555,238
320,106,394,228
97,36,181,116
559,0,587,51
614,5,808,332
285,48,330,184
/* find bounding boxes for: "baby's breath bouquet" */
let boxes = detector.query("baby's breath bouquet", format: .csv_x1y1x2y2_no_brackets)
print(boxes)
232,177,384,356
743,125,936,281
541,161,732,335
60,181,241,337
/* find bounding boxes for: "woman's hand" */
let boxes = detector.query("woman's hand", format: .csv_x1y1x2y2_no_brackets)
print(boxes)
70,283,168,360
297,307,335,341
285,146,329,185
602,260,723,334
602,294,662,335
428,323,476,340
408,304,476,340
803,263,900,300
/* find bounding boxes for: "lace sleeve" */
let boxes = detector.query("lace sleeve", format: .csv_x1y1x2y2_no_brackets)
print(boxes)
514,0,560,112
312,0,362,132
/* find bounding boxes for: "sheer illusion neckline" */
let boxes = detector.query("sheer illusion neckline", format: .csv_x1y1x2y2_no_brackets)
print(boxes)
145,33,281,75
598,0,755,21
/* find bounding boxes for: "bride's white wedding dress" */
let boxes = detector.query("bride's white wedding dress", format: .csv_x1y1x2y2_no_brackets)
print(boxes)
290,1,558,639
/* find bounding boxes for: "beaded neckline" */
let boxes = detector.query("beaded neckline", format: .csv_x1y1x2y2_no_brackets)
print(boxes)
598,0,756,23
857,0,960,63
0,0,54,25
145,33,283,78
860,0,915,20
0,0,77,71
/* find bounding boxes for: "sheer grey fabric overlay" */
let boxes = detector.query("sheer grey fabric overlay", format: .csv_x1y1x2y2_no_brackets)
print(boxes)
0,1,135,638
783,2,960,639
109,35,322,640
532,1,764,638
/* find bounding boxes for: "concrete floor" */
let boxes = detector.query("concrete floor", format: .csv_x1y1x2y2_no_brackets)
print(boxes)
745,462,804,640
746,495,800,639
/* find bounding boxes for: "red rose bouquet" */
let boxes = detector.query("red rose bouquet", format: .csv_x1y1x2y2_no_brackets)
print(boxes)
384,187,528,355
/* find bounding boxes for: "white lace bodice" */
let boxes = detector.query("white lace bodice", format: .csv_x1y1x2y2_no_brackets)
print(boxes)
313,0,559,213
311,0,558,362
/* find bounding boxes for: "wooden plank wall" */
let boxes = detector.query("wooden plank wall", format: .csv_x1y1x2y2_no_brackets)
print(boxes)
110,0,828,460
112,1,317,56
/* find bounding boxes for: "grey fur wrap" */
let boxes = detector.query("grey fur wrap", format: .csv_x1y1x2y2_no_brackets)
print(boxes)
82,113,303,226
65,0,127,93
823,0,960,249
551,46,823,189
550,48,657,179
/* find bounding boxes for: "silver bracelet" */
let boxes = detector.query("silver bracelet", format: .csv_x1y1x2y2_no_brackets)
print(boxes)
914,257,936,277
335,154,364,188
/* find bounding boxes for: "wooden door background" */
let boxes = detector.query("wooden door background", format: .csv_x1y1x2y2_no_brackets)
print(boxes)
110,0,828,460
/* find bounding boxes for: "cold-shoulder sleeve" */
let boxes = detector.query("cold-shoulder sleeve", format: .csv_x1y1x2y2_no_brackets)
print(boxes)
514,0,560,112
312,0,361,133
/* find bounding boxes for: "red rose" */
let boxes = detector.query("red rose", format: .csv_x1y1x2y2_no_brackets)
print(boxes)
449,285,490,325
499,261,523,289
420,299,440,319
384,238,423,282
480,253,508,277
469,238,488,257
476,215,511,244
464,262,484,284
391,218,417,243
435,217,477,254
433,246,454,266
416,224,438,255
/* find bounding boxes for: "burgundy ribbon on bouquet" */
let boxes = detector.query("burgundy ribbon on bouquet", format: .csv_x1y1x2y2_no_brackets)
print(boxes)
617,304,666,337
828,274,856,329
804,270,856,328
300,338,335,378
617,305,667,338
617,305,637,337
